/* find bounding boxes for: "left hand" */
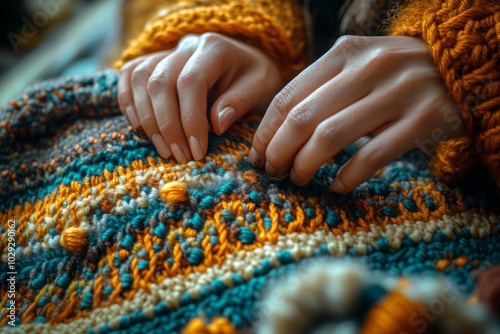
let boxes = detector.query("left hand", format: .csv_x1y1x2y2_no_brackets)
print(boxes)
248,35,465,193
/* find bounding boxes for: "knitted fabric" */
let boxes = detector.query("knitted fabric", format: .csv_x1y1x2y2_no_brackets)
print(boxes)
115,0,308,80
1,70,500,333
388,0,500,187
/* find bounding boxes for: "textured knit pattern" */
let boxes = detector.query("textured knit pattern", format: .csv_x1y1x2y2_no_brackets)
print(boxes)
1,71,500,333
115,0,308,80
388,0,500,187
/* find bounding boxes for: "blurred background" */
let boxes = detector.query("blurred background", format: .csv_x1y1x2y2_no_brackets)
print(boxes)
0,0,120,105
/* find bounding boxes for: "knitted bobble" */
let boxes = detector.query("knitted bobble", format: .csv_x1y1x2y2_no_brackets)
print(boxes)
182,317,237,334
160,181,189,203
60,226,88,253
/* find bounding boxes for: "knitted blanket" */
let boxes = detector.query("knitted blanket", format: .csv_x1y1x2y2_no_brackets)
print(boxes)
1,70,499,333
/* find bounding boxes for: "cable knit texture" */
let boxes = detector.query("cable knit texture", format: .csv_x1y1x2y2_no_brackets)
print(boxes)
388,0,500,187
115,0,308,80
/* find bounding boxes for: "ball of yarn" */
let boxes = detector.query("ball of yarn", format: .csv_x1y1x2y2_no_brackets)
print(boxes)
160,181,189,203
60,227,88,252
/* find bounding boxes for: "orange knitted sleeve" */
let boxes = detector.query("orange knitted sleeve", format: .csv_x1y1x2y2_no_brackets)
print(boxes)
115,0,308,81
387,0,500,187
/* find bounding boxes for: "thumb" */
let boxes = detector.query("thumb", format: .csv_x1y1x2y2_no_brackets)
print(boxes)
210,72,280,135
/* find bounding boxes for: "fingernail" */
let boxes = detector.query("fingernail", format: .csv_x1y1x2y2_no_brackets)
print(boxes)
331,178,347,193
189,136,203,161
248,148,260,167
218,107,235,133
265,162,278,177
289,168,302,185
170,143,187,164
125,105,140,128
152,134,171,158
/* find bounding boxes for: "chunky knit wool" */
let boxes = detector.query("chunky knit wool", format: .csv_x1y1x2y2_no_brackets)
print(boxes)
1,71,500,333
388,0,500,187
115,0,308,80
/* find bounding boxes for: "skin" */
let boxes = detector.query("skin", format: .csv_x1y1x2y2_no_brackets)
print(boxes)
118,33,282,163
119,33,465,193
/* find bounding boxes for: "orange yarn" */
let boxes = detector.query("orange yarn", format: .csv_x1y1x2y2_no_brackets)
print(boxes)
389,0,500,187
115,0,308,81
359,290,427,334
182,317,238,334
160,181,189,203
60,226,88,252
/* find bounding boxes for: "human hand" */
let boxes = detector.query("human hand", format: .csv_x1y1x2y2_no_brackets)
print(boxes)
118,33,282,163
248,35,465,193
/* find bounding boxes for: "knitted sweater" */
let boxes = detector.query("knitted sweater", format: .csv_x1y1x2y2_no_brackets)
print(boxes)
0,70,499,333
117,0,500,188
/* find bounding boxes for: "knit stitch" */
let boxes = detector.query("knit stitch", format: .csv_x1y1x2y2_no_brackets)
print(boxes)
388,0,500,188
1,70,499,333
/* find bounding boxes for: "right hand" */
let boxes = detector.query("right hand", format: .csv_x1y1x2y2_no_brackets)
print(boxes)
118,32,283,163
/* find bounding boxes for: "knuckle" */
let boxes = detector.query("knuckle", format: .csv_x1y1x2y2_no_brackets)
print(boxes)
158,121,175,136
181,113,199,126
178,34,200,48
139,114,156,129
330,35,360,54
147,74,170,95
272,80,299,117
131,64,151,84
286,104,314,134
177,69,200,88
200,32,222,42
315,121,341,143
228,90,252,111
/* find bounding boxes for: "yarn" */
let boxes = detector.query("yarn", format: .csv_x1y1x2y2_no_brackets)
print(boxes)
60,227,88,253
182,317,237,334
0,71,499,332
388,0,500,187
161,181,190,203
256,262,498,334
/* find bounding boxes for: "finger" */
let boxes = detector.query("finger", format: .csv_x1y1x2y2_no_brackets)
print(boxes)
264,73,373,177
210,63,281,135
250,36,358,168
176,33,236,161
148,36,201,163
131,53,173,159
330,118,420,194
288,92,395,186
118,56,149,128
